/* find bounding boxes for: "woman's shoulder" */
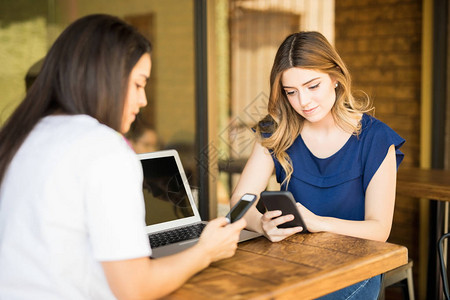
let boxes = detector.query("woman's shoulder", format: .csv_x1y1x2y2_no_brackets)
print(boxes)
43,114,132,157
357,114,405,156
43,114,112,134
360,113,379,129
360,114,401,139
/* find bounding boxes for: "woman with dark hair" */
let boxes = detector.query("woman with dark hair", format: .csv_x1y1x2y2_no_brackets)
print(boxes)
0,14,245,299
230,31,404,299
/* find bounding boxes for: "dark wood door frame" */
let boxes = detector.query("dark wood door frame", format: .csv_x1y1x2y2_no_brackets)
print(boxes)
194,0,209,220
428,0,448,299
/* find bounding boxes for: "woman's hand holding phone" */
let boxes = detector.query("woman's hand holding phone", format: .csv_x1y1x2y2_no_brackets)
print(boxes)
294,201,321,233
259,191,307,242
260,210,304,242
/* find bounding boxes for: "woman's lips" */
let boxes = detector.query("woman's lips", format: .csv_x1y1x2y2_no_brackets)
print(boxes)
303,106,318,114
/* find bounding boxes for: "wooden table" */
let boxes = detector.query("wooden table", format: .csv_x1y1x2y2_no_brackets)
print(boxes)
163,232,408,299
396,167,450,300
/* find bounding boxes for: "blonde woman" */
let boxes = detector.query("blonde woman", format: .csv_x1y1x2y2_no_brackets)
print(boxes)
230,31,404,299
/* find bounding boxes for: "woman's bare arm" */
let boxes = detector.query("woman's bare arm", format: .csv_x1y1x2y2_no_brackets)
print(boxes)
296,145,397,242
101,217,246,300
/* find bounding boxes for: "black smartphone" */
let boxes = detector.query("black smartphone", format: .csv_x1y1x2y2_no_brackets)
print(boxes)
260,191,308,232
226,193,257,223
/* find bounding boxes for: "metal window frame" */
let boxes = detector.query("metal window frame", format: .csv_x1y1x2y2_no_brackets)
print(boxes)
194,0,209,219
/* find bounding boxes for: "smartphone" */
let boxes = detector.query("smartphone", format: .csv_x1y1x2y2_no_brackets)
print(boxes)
226,193,257,223
260,191,308,232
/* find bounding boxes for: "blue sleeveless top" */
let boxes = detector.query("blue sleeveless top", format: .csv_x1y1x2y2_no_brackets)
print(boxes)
268,114,405,221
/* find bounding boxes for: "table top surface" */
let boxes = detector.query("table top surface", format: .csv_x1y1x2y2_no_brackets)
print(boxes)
397,167,450,201
162,232,408,300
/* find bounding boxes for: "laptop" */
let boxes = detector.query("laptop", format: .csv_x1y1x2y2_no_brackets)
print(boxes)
138,149,261,258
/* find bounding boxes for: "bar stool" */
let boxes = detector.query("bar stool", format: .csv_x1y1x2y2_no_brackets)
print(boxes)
378,259,415,300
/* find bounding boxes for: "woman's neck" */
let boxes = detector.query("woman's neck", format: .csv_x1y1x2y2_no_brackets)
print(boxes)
300,113,352,159
301,112,337,136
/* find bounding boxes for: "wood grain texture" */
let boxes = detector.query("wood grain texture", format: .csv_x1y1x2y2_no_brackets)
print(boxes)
162,232,408,300
397,168,450,201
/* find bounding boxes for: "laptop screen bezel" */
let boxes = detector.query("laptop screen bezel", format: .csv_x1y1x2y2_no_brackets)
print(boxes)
138,149,202,233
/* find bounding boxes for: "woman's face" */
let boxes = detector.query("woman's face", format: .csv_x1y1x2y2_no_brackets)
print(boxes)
281,67,337,124
121,53,151,134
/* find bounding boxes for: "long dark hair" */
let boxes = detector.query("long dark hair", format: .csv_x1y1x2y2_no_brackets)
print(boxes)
0,14,151,186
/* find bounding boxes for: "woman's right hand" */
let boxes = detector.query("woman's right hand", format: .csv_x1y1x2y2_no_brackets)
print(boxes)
261,210,303,242
196,217,246,263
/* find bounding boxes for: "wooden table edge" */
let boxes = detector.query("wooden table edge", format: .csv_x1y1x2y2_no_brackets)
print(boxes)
249,244,409,300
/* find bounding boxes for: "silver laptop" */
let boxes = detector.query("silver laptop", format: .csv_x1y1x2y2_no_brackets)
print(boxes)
138,149,261,258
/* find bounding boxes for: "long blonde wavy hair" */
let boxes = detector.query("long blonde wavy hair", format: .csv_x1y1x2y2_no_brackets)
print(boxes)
256,31,373,187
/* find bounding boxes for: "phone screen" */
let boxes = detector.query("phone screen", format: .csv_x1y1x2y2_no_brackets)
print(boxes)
226,194,256,223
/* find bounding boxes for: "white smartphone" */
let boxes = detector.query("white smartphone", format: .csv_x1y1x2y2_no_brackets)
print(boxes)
226,193,257,223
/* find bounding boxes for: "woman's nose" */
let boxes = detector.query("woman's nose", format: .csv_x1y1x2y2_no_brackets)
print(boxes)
139,92,148,108
297,92,311,107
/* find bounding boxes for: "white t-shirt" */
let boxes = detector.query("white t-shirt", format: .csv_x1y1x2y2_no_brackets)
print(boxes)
0,115,151,299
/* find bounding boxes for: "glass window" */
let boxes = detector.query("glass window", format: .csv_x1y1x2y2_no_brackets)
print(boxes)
0,0,199,203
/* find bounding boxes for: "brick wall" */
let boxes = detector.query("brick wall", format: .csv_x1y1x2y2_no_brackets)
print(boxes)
335,0,422,298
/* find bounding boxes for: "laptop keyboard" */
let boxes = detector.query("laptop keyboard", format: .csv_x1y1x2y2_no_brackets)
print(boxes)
149,223,206,248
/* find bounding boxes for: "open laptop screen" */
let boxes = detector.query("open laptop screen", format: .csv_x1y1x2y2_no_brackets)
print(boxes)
141,155,195,225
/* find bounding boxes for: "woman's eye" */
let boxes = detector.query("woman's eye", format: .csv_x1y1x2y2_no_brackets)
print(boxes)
285,90,296,96
309,83,320,89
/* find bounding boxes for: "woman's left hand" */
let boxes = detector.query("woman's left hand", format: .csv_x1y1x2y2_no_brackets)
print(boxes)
295,202,322,233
